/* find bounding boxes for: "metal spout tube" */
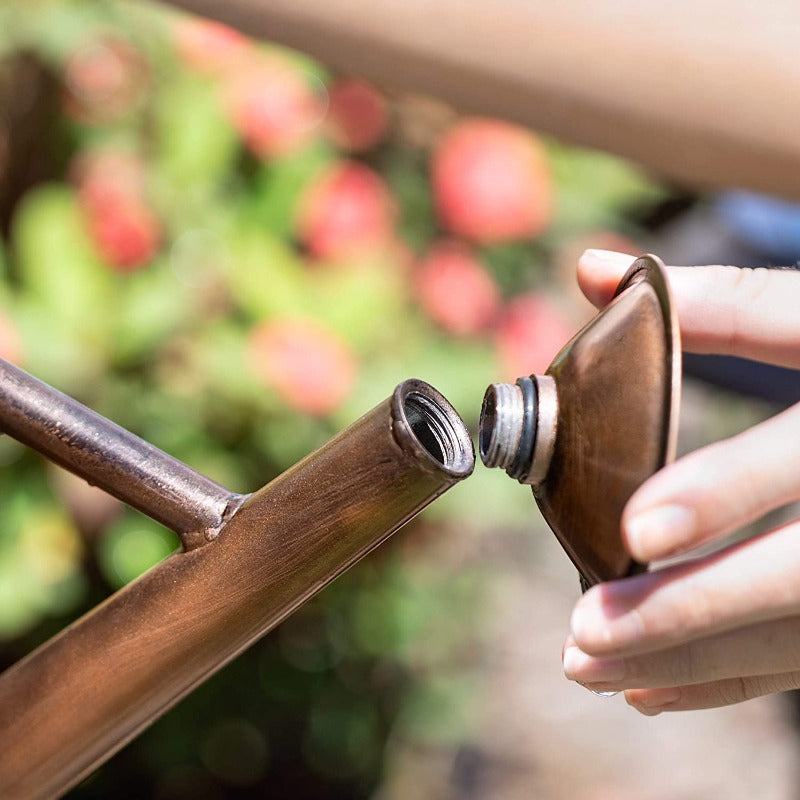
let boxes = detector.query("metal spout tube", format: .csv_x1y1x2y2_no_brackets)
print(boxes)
0,378,474,800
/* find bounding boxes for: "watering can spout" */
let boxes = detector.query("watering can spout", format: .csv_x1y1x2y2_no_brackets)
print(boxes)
0,373,473,799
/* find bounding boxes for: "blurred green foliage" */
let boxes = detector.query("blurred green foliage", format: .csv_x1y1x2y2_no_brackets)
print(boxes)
0,1,671,797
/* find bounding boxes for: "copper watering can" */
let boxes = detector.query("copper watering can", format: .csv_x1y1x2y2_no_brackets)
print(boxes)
0,254,677,797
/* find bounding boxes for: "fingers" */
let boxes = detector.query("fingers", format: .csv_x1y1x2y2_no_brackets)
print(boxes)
624,671,800,714
570,519,800,658
564,616,800,692
578,249,800,368
620,401,800,562
569,246,800,713
577,249,638,307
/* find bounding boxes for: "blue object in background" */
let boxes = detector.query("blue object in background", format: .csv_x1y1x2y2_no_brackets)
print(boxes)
715,192,800,263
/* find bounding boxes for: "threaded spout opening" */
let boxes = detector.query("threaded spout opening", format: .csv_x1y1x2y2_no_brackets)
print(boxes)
392,379,475,478
479,375,556,486
479,383,525,469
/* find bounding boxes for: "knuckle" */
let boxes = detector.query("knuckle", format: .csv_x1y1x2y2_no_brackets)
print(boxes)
727,265,772,301
677,642,701,685
736,676,755,702
726,266,773,349
716,676,752,706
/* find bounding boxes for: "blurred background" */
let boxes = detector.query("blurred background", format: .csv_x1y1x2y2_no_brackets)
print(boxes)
1,1,800,798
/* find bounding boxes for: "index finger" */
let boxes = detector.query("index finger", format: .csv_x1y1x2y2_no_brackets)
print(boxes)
578,249,800,369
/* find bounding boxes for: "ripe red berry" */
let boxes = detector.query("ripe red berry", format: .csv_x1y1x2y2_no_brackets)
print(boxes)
87,200,161,272
73,149,146,214
432,118,553,243
248,319,357,416
63,36,149,124
326,79,389,152
495,292,574,377
0,311,22,364
297,161,396,260
414,241,500,336
224,58,326,159
173,17,250,74
73,148,161,271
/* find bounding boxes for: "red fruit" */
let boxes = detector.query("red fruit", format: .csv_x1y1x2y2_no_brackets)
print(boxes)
225,59,326,159
0,311,22,364
73,147,161,271
73,149,146,214
297,162,395,260
173,17,250,74
248,319,357,416
495,293,575,378
87,200,161,272
63,36,149,123
326,79,389,152
432,118,552,243
414,241,500,336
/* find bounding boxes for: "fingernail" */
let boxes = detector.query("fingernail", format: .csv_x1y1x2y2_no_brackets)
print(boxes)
563,646,626,683
625,504,696,560
582,249,636,265
570,589,645,650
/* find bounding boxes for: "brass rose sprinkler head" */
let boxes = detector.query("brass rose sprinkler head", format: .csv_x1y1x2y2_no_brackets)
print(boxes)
479,255,682,590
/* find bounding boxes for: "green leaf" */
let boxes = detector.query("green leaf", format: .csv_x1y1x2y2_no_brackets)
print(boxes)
12,298,103,392
0,504,86,639
187,320,265,410
110,260,193,364
96,513,179,589
395,674,480,745
255,413,332,470
482,240,548,295
382,147,437,249
308,260,407,351
227,227,310,320
304,692,379,779
10,184,114,353
250,145,333,240
548,141,665,234
399,334,498,422
154,74,239,190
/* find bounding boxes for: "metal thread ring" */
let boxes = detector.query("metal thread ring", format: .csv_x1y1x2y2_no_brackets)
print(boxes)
507,376,537,481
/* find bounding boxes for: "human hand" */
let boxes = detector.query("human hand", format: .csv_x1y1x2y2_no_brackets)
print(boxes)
561,248,800,714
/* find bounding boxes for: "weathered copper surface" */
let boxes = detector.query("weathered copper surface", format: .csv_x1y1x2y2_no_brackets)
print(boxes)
0,377,473,800
535,255,681,585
